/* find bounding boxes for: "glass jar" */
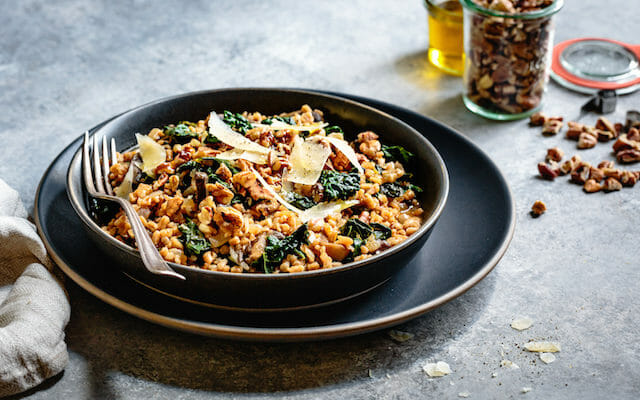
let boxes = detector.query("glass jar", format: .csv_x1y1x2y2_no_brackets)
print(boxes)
460,0,564,120
425,0,464,76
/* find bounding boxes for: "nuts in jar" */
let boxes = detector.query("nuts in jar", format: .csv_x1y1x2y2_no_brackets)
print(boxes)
460,0,564,120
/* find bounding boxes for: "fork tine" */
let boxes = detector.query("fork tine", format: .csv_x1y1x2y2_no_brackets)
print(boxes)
102,136,114,195
93,135,106,193
110,138,117,166
82,131,97,194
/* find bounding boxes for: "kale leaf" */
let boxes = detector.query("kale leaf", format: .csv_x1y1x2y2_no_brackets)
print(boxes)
222,110,253,134
380,182,406,198
381,144,414,164
319,170,360,201
340,218,373,240
324,125,343,135
262,116,295,125
253,224,309,273
380,181,422,197
89,198,120,226
340,218,374,262
178,218,211,257
283,191,317,210
164,123,198,144
371,223,392,240
203,134,220,145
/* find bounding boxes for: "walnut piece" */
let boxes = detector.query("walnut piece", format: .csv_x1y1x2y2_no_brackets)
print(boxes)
530,200,546,217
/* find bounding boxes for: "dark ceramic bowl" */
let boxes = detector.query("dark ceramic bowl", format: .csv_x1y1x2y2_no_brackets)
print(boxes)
66,88,448,311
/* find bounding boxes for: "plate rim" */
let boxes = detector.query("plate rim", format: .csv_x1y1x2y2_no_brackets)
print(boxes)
33,89,516,342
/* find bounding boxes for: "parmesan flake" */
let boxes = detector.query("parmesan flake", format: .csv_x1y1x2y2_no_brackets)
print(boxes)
136,133,166,177
423,361,452,377
510,317,533,331
524,341,561,353
208,112,271,155
287,135,331,185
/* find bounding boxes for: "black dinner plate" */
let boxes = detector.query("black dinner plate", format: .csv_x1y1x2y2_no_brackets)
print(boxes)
34,90,515,342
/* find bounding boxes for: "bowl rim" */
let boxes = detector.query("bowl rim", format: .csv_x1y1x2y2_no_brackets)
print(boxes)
66,87,449,281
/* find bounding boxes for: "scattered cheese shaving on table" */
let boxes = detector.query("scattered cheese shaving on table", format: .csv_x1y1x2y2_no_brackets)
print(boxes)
423,361,451,377
510,317,533,331
500,360,520,369
539,353,556,364
524,341,561,353
388,330,414,343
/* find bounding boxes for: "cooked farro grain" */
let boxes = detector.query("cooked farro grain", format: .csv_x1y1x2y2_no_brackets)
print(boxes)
97,105,425,274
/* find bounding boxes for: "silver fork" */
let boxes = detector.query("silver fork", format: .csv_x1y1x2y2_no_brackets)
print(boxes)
83,131,186,280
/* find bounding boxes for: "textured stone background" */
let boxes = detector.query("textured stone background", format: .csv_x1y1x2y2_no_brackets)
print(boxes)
1,0,639,399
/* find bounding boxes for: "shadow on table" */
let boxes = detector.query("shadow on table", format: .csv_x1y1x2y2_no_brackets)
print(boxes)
393,49,504,136
62,271,496,397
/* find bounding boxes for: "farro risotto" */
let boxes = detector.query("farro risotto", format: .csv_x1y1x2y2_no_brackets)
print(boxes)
95,105,425,274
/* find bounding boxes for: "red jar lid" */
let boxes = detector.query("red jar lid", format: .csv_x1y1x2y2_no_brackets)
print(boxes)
551,38,640,94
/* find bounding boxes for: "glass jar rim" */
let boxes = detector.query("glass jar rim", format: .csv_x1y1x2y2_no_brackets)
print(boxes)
459,0,564,19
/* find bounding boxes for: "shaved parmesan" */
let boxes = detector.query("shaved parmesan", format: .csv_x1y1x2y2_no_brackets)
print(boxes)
251,168,304,214
208,112,271,155
322,136,364,174
253,120,328,132
250,168,359,222
216,149,269,165
524,341,561,353
300,199,359,223
136,133,166,177
511,317,533,331
423,361,451,377
287,135,331,185
114,161,136,199
539,353,556,364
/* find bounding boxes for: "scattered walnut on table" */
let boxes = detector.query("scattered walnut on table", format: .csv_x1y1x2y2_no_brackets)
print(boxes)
542,119,563,136
577,132,597,149
537,162,559,180
603,177,623,192
546,147,564,162
583,179,602,193
530,200,546,218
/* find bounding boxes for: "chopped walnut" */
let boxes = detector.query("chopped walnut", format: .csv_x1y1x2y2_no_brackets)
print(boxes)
603,177,623,192
529,112,547,126
546,147,564,162
577,132,597,149
617,149,640,163
537,162,558,180
530,200,546,217
583,179,602,193
542,119,563,136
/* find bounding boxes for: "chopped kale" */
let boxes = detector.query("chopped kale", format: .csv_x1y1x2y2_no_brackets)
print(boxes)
88,198,119,226
164,123,198,144
324,125,343,135
253,224,309,273
178,218,211,257
203,134,220,144
340,218,374,262
262,116,295,125
381,144,414,164
319,170,360,201
283,192,317,210
371,223,392,240
198,157,240,175
380,181,422,197
380,182,406,198
222,110,253,134
340,218,373,240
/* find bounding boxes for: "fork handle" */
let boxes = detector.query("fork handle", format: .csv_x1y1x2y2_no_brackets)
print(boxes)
116,198,186,280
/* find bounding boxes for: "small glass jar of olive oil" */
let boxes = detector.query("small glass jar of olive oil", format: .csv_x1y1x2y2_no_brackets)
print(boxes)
425,0,464,76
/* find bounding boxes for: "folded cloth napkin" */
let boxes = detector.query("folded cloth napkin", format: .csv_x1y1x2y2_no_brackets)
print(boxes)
0,179,70,397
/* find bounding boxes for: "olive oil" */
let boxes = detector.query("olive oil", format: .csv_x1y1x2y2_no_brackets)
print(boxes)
427,0,464,76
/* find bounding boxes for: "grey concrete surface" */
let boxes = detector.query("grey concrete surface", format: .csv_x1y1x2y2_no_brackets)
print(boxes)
1,0,639,399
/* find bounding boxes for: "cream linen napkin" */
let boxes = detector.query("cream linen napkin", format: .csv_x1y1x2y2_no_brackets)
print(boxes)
0,179,70,397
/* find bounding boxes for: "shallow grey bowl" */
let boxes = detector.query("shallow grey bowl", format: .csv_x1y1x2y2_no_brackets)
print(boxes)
66,88,448,311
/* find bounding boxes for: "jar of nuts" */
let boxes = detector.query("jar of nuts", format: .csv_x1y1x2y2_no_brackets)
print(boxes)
460,0,564,120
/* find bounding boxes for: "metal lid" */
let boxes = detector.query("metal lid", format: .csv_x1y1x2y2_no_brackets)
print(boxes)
551,38,640,94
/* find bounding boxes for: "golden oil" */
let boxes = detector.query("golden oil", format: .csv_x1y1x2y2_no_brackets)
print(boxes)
426,0,464,76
